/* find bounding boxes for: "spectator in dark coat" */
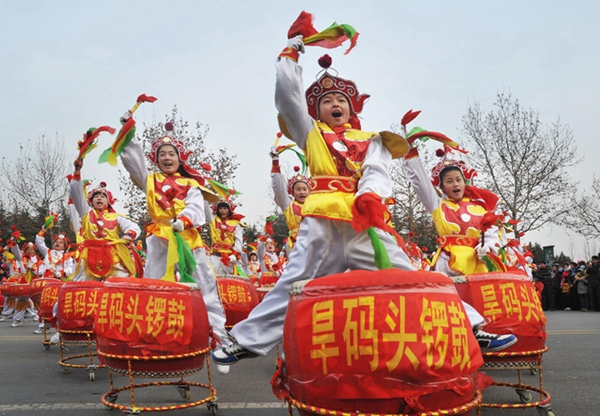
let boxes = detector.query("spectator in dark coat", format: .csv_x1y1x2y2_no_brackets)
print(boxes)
587,256,600,311
535,261,554,311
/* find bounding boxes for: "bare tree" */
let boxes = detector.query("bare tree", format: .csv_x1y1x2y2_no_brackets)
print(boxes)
118,105,240,240
1,133,70,219
563,176,600,240
461,93,579,239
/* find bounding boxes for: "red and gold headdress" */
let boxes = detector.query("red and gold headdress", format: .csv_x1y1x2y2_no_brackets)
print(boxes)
430,146,477,187
287,166,311,195
87,181,117,208
52,233,70,244
21,241,36,252
305,55,369,130
148,122,192,164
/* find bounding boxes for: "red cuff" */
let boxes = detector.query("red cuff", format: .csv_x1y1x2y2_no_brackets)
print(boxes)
404,147,419,160
278,46,299,62
271,159,281,173
125,230,137,239
72,171,82,181
178,215,193,230
38,230,46,237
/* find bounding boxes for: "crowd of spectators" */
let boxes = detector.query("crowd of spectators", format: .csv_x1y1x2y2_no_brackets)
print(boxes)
534,255,600,312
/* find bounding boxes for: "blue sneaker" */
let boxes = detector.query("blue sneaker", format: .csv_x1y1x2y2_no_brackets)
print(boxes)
474,328,517,352
211,342,258,365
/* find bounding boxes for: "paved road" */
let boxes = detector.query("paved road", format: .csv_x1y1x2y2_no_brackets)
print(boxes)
0,310,598,415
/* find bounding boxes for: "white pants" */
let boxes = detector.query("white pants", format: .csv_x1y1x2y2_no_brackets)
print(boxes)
209,255,234,275
434,252,485,327
145,235,228,344
230,217,414,355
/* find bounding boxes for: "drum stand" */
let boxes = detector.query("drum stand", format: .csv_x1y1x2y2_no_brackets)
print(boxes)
57,329,105,381
476,346,554,416
98,346,218,415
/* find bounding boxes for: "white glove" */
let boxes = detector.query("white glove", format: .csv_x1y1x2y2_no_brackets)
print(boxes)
119,110,132,125
228,254,237,263
476,245,489,260
171,219,184,232
269,146,279,160
287,35,305,54
54,271,62,278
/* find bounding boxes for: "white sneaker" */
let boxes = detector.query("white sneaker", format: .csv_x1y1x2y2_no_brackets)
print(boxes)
50,332,60,344
215,364,230,375
0,315,7,322
10,320,22,327
33,328,45,334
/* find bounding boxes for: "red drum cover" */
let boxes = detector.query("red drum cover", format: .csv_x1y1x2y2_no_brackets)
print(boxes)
95,277,210,376
29,277,61,308
283,269,483,414
38,280,65,321
456,271,546,352
217,275,259,327
57,280,104,342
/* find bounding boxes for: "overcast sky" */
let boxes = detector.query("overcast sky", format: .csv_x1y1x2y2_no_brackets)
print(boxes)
1,1,598,259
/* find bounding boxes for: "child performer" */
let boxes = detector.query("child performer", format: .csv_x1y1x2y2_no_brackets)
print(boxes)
402,144,517,350
258,237,282,287
209,200,245,275
36,226,74,281
212,31,414,367
69,158,141,281
269,142,310,254
118,118,230,374
33,222,75,334
7,240,42,327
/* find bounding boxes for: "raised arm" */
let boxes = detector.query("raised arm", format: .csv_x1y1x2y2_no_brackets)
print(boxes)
120,135,149,192
269,147,291,211
402,150,442,213
69,160,90,219
35,232,48,259
274,39,314,150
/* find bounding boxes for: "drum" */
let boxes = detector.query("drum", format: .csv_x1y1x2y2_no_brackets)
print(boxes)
57,280,104,344
280,269,483,415
38,280,65,322
256,286,273,302
95,277,210,377
29,277,61,309
216,275,260,328
7,283,30,299
259,272,279,288
455,271,546,352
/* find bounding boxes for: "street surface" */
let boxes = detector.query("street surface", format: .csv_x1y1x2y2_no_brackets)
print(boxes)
0,310,597,415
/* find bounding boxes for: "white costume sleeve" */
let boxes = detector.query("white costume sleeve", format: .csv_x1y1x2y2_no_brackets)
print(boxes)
402,155,442,214
35,234,49,259
120,136,149,192
117,215,141,239
233,224,243,254
274,58,314,150
69,179,90,219
271,171,291,211
204,200,213,223
63,256,75,277
356,135,393,199
179,187,207,228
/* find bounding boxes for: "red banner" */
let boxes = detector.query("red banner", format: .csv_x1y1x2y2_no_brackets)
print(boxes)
95,288,194,347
